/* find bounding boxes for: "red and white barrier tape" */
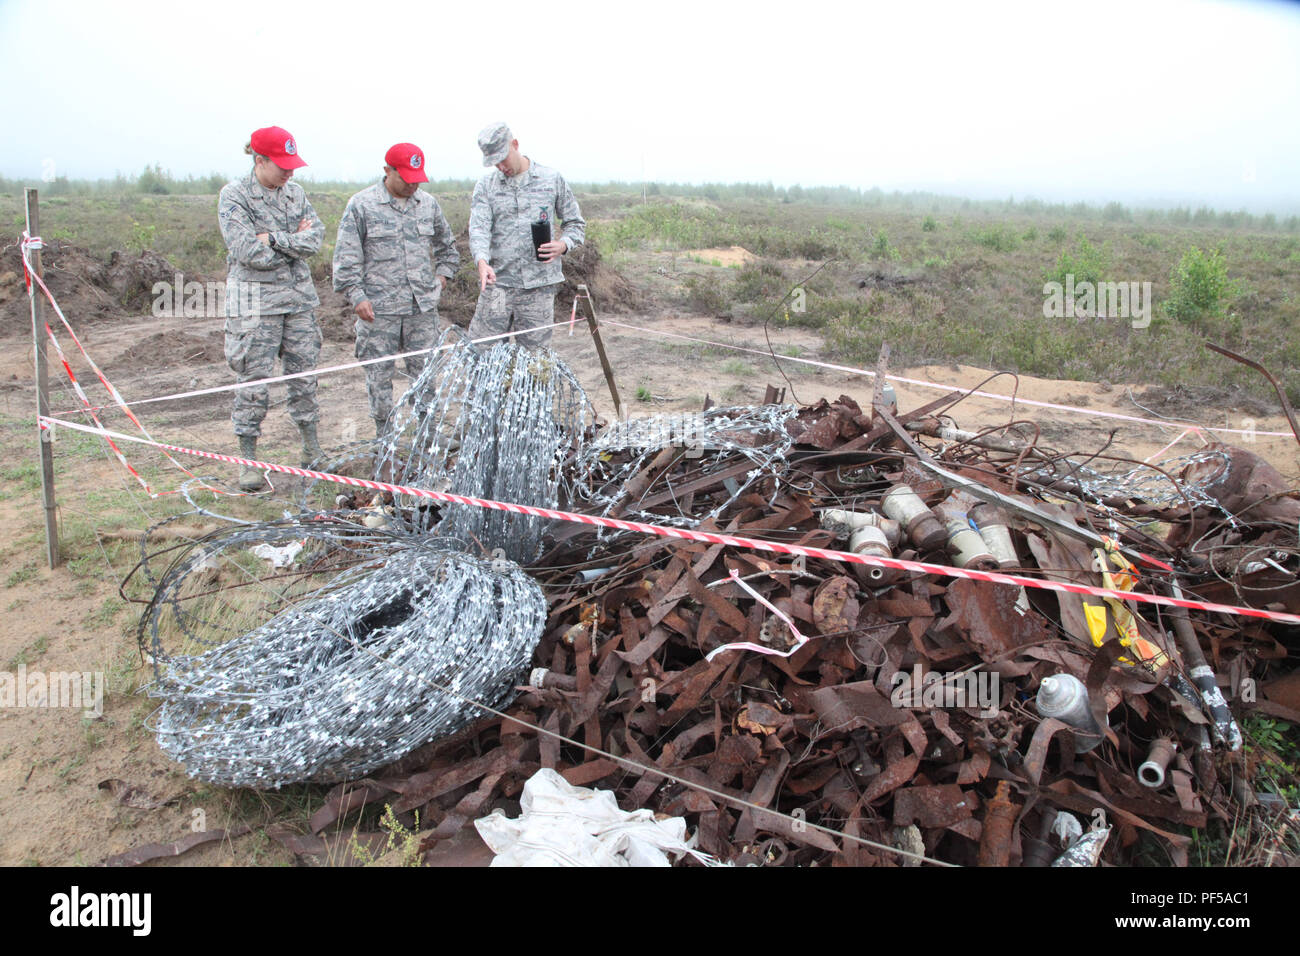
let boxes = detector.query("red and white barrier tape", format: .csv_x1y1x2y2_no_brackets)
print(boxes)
23,231,569,494
600,319,1291,439
37,414,1300,627
23,233,216,495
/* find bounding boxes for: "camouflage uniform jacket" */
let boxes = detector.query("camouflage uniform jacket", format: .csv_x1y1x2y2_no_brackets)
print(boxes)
332,182,460,314
468,160,585,289
218,172,323,317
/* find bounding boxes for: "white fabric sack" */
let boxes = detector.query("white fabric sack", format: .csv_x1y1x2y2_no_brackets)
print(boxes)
474,768,723,867
251,540,303,568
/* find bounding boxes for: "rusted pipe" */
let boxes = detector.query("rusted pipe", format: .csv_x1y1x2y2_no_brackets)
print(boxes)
1139,735,1177,788
978,780,1018,867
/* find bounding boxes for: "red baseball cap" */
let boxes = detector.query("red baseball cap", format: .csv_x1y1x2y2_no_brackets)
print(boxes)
385,143,429,184
249,126,307,170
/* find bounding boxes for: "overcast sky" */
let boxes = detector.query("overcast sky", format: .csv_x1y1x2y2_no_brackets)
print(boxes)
2,0,1298,212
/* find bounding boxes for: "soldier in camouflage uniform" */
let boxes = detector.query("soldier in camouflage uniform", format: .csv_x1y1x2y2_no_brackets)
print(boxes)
468,123,585,349
218,126,324,491
333,143,459,435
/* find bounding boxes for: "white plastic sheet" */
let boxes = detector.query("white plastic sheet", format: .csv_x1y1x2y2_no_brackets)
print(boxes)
250,540,303,568
474,768,724,867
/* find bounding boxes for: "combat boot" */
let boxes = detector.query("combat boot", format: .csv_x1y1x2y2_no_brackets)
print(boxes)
237,434,266,492
298,422,324,467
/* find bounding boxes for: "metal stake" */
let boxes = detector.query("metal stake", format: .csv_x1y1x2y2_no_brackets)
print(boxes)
577,284,622,421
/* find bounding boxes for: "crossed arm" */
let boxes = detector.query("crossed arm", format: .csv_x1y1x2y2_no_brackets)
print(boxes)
268,193,324,260
218,188,322,268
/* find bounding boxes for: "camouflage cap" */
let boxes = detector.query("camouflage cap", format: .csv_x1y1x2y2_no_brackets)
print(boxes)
477,122,513,167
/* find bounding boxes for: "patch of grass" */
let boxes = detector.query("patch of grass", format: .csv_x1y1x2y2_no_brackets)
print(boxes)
720,359,752,375
6,635,49,669
594,201,722,252
82,717,106,750
215,780,321,838
720,384,752,404
635,386,652,402
686,253,722,267
100,644,144,697
1,462,41,490
1243,711,1300,806
5,563,37,588
86,597,125,630
57,751,87,780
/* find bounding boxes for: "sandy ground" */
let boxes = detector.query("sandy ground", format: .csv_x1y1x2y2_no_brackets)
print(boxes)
0,304,1297,866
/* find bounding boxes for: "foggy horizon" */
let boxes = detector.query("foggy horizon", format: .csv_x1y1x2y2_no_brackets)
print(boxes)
2,0,1297,216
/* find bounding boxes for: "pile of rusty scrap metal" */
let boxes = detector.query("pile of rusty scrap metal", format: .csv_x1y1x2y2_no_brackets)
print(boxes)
282,381,1300,868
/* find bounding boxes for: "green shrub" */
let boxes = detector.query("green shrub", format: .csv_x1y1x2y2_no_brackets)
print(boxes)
970,224,1019,252
921,215,938,232
597,202,721,252
793,232,837,259
1047,225,1067,243
1102,201,1131,222
136,164,171,195
1046,235,1109,286
682,275,727,314
1163,246,1234,329
871,229,900,261
731,260,786,303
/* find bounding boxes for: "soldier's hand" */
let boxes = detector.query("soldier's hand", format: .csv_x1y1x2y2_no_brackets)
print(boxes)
355,300,375,323
297,217,313,233
437,275,447,290
256,232,271,245
477,260,497,291
537,240,566,263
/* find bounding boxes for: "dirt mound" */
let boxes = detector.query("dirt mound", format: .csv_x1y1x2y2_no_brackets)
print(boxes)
1,241,188,332
558,238,642,315
313,281,356,343
1134,382,1279,419
432,234,642,328
436,234,478,330
686,245,757,267
115,330,225,373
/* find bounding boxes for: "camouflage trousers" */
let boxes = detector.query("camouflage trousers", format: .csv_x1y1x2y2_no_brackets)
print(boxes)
468,283,560,349
355,309,441,423
224,311,321,437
